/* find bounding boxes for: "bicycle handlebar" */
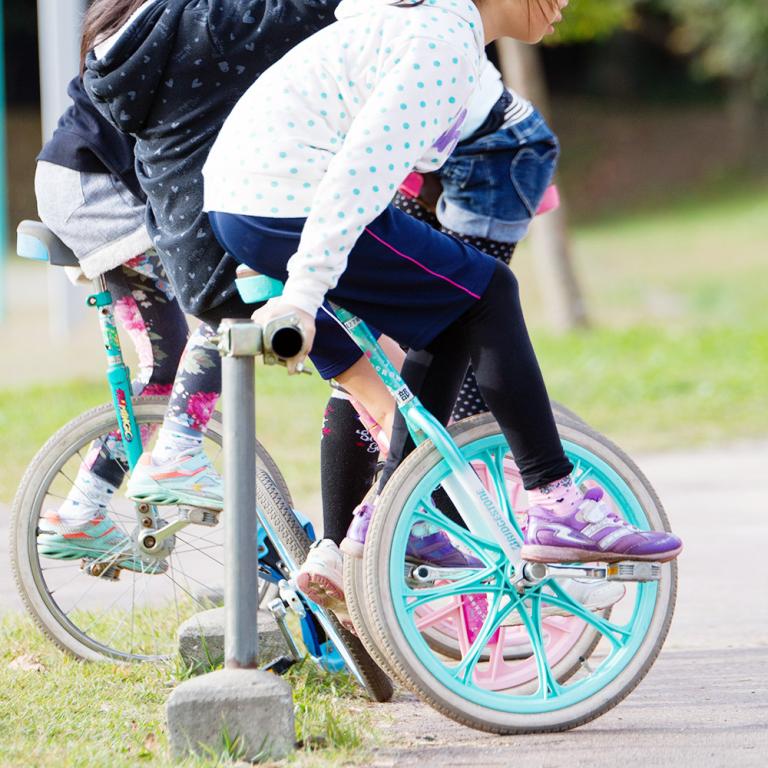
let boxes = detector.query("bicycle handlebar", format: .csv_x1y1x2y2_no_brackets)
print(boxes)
265,316,304,360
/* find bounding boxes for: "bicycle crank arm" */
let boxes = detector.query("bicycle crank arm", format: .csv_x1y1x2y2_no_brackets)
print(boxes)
138,519,189,552
408,564,482,585
267,597,304,661
138,507,221,553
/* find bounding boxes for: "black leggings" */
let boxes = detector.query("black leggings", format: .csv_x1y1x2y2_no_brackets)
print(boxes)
381,260,573,492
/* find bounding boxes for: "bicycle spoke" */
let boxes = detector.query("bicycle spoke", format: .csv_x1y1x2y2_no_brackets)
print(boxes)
53,571,102,614
172,527,224,547
174,534,224,566
169,555,182,642
483,445,524,540
162,560,218,594
451,591,522,685
79,581,138,640
172,543,224,560
517,591,562,699
158,567,209,612
130,569,136,658
544,581,631,649
571,457,595,488
414,601,461,631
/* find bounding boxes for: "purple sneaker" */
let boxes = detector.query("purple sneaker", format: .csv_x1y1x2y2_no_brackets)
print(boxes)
406,529,483,568
521,487,682,564
340,501,375,559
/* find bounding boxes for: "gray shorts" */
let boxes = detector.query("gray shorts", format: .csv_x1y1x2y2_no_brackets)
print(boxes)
34,161,153,279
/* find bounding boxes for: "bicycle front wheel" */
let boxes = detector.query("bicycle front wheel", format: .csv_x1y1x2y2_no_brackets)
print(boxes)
361,412,677,733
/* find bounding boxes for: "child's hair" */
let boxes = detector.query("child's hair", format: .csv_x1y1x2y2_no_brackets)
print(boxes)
80,0,148,68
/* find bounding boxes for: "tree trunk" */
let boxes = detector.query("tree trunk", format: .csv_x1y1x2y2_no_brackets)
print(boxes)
496,39,588,332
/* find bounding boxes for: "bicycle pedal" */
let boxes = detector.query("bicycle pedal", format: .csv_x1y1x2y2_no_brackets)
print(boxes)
178,506,220,527
606,561,661,582
278,580,307,618
263,655,299,676
81,559,121,581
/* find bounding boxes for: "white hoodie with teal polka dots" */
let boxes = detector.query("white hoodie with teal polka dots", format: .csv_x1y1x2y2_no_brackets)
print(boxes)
203,0,485,318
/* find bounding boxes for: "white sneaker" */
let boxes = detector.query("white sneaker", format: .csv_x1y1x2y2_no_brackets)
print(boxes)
296,539,345,609
564,578,626,612
502,578,625,627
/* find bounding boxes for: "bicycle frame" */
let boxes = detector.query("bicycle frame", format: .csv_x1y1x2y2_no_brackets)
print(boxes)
87,277,144,471
327,302,524,569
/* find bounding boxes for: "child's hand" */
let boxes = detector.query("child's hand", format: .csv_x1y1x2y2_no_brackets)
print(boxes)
251,299,316,374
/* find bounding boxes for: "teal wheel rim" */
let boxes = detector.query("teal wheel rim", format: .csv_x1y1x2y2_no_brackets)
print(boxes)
389,434,659,714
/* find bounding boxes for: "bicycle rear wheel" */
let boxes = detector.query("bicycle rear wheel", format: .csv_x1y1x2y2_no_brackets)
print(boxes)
11,397,285,662
255,470,394,703
361,412,677,733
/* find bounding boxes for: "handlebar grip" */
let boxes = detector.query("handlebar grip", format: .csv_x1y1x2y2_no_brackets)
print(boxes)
263,315,305,362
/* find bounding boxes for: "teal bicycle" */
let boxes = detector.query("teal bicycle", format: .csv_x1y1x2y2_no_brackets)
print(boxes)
234,269,677,733
10,221,392,701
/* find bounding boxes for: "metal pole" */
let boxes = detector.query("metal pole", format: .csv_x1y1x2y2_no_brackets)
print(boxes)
37,0,87,337
221,321,262,668
168,319,295,760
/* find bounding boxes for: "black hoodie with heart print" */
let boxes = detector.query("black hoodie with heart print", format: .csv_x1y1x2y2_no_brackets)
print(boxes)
84,0,338,321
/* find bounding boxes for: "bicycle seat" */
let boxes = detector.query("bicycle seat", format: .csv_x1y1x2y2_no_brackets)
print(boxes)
235,264,285,304
17,220,79,268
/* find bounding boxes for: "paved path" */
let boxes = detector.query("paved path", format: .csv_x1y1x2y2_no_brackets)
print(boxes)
370,647,768,766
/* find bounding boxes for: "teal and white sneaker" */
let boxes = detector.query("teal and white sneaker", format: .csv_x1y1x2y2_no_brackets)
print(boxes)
126,449,224,510
37,510,166,574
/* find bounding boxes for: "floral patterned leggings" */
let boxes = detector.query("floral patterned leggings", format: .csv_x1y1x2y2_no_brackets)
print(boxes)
84,252,221,487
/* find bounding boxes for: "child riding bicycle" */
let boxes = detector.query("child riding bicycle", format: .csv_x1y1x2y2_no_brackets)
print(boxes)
200,0,682,576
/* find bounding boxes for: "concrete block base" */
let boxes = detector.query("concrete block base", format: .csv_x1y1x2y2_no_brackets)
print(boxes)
177,608,287,672
167,668,294,761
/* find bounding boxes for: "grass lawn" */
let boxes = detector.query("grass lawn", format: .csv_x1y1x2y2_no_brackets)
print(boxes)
0,611,378,768
1,180,766,765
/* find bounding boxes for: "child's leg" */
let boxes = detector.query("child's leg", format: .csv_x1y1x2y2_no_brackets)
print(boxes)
319,392,380,545
126,321,225,510
152,323,221,461
300,337,403,604
394,187,518,422
318,334,404,542
430,263,682,562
